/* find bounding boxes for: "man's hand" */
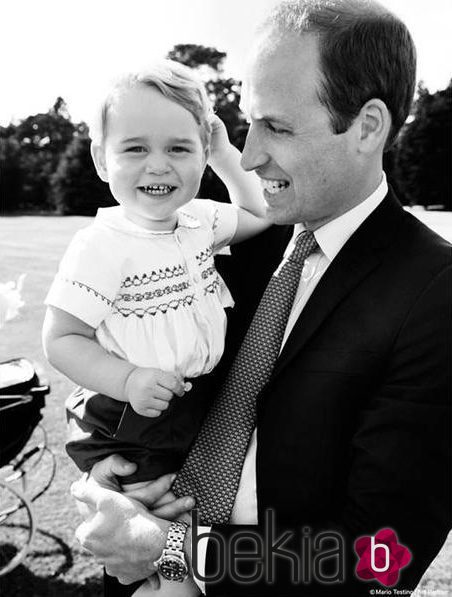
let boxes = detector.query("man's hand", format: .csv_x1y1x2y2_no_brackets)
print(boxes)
124,367,186,417
72,481,169,584
72,454,195,515
70,455,196,583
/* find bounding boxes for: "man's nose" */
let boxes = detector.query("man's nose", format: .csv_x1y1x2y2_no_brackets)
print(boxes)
240,125,267,172
145,152,171,175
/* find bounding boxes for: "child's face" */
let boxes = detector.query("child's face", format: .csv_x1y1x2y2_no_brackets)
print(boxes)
92,85,207,230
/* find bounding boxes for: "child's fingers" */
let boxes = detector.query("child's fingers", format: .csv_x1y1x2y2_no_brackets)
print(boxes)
152,386,174,402
137,395,174,416
157,371,186,397
172,383,186,398
209,113,225,129
139,408,163,418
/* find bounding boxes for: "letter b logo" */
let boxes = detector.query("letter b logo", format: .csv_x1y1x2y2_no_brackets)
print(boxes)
370,536,390,572
354,528,412,587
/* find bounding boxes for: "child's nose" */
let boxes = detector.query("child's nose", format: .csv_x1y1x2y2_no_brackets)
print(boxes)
145,153,171,175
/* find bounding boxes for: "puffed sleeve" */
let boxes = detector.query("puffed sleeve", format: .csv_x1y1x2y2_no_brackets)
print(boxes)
192,199,239,253
45,227,122,328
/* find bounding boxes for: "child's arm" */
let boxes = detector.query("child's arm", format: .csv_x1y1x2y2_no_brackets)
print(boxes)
42,306,186,416
208,116,270,244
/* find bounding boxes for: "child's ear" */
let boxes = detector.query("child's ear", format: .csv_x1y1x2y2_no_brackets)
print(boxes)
91,143,109,182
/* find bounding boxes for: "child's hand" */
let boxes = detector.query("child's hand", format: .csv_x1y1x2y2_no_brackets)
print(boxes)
124,367,186,417
208,114,233,165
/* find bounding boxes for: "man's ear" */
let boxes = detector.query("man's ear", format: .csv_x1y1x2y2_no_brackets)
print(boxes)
91,143,109,182
356,99,391,153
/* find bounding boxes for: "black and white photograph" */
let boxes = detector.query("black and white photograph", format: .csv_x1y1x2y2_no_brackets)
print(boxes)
1,1,451,596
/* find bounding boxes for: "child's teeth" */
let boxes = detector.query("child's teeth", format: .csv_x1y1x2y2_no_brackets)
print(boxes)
143,185,173,195
261,179,289,195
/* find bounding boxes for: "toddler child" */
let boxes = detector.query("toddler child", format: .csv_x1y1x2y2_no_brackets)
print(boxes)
42,60,269,596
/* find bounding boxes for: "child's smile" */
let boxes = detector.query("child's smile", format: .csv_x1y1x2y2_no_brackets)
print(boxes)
138,184,177,197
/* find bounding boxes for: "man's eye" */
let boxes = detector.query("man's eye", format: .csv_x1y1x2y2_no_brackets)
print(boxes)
265,122,289,135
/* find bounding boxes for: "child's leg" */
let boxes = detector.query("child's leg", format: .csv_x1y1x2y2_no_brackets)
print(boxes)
131,576,200,597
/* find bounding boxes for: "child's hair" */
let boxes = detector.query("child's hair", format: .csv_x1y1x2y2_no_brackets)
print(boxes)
89,59,213,148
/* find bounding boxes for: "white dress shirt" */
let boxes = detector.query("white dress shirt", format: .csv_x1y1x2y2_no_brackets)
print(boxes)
193,173,389,590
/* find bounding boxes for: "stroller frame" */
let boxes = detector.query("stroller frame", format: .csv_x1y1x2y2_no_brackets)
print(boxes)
0,358,55,576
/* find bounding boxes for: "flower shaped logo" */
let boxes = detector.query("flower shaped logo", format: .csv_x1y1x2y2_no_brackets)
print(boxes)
354,528,412,587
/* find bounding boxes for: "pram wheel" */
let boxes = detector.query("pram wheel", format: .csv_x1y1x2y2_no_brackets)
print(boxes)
0,478,35,576
0,358,53,575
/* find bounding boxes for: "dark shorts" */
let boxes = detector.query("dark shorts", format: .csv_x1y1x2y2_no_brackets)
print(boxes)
66,374,214,483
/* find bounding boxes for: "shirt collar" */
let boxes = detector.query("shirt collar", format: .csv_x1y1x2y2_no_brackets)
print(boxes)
294,172,388,262
177,209,201,229
94,205,201,235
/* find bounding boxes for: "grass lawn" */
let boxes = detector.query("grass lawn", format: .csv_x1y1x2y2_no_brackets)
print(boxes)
1,216,102,596
0,215,451,596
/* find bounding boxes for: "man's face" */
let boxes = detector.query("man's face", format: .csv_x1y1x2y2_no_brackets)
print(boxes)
241,32,359,229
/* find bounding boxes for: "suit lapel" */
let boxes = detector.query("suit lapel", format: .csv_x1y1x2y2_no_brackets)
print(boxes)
272,191,405,379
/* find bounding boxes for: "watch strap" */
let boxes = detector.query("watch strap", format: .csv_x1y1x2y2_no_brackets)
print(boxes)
164,520,189,556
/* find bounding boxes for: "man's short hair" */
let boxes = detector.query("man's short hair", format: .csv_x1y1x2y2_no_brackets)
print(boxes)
262,0,416,147
89,60,212,148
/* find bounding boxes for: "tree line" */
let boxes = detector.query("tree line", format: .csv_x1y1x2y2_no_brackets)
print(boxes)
1,45,451,215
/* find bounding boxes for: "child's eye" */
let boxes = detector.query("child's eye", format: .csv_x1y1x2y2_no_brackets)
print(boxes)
125,146,146,153
170,146,190,154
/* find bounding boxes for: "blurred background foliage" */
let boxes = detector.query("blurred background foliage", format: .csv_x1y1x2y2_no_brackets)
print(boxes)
1,44,451,215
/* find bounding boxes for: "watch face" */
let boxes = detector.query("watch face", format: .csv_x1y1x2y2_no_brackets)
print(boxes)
159,555,188,581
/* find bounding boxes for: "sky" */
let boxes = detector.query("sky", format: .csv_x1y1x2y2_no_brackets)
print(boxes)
1,0,451,126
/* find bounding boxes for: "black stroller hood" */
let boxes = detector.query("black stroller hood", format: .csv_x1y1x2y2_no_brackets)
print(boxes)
0,358,50,467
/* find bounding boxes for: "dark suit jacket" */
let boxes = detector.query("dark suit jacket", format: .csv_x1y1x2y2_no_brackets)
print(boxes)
204,189,452,596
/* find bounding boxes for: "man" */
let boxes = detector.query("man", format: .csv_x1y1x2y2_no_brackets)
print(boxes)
73,0,451,595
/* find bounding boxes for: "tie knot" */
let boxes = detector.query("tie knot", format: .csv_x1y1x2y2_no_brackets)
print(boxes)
289,230,318,264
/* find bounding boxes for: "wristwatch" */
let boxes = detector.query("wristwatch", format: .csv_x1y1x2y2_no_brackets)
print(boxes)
154,520,189,582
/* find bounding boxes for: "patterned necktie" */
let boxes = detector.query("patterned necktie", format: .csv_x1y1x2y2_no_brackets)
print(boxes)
173,230,319,524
